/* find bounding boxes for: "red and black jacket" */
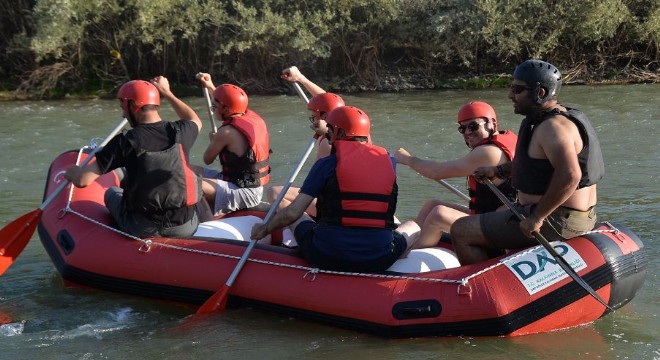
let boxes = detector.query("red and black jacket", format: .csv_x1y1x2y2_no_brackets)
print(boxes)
220,109,271,188
468,130,517,214
316,140,397,229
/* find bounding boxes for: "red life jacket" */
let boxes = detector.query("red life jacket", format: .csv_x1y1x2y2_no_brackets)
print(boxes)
124,125,202,214
317,140,397,228
220,109,271,188
468,130,517,214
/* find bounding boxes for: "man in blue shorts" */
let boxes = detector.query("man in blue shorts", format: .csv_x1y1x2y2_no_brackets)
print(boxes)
251,106,417,272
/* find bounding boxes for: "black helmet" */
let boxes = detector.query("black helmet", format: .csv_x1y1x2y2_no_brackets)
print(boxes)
513,60,562,104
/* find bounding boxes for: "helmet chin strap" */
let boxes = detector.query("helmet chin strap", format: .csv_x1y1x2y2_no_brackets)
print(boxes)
127,111,139,128
219,107,231,125
486,120,496,138
220,109,246,125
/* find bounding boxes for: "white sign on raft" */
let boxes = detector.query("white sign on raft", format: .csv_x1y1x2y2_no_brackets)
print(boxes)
503,241,587,295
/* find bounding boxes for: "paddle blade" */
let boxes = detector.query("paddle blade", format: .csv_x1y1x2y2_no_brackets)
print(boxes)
0,209,42,275
196,285,230,315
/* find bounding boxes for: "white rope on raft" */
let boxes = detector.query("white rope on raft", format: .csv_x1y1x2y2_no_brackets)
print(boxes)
63,204,621,289
56,143,622,293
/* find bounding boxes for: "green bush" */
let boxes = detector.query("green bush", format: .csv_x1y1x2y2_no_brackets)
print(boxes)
1,0,657,97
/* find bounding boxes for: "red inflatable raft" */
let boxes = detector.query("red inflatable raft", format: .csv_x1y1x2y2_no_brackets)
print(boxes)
38,150,647,337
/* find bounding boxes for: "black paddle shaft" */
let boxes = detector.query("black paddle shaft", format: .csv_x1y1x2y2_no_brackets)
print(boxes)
484,179,613,312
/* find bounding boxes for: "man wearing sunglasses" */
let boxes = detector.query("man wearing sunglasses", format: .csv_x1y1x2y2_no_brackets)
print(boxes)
393,101,517,250
450,60,604,265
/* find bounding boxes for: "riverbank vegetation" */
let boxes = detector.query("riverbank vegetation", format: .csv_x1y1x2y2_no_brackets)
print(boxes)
1,0,658,99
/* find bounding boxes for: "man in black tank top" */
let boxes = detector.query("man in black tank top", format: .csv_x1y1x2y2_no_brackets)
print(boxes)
449,60,604,265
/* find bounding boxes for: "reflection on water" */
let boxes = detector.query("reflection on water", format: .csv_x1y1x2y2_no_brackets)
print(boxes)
0,84,658,358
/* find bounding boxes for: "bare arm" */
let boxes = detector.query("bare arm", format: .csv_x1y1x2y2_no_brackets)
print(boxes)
517,116,582,237
64,162,102,188
530,118,582,220
473,161,513,182
203,126,234,165
251,193,315,239
395,146,505,180
281,66,326,97
313,137,332,162
196,72,216,92
152,76,202,132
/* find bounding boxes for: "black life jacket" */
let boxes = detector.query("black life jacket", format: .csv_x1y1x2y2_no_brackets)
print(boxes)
124,124,202,214
512,108,605,195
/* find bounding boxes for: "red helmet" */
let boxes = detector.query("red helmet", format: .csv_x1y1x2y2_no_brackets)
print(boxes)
325,106,370,142
117,80,160,114
457,101,497,123
213,84,248,117
307,93,345,115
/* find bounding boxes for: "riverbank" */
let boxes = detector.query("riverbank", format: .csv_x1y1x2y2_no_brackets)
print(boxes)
1,68,658,101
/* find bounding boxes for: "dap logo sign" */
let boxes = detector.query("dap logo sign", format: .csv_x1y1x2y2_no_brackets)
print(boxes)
503,242,587,295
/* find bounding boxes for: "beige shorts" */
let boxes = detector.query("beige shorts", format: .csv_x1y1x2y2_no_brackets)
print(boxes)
481,204,597,249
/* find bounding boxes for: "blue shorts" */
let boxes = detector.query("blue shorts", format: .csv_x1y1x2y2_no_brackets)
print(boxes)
294,220,407,273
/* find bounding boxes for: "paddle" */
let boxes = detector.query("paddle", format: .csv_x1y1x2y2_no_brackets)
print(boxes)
484,179,613,311
437,179,470,202
0,117,129,276
196,82,314,314
202,87,218,134
291,82,309,103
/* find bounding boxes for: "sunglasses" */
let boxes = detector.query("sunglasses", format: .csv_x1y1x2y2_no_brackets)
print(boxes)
458,121,485,134
308,112,326,124
510,84,532,94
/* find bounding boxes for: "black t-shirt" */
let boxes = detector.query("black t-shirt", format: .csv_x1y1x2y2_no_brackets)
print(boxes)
95,120,199,224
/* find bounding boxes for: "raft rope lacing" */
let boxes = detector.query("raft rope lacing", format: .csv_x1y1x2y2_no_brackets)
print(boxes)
58,142,622,292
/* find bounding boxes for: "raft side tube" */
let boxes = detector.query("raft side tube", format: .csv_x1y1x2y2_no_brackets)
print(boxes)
582,223,647,310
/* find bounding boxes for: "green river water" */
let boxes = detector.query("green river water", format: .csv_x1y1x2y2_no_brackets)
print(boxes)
0,84,657,359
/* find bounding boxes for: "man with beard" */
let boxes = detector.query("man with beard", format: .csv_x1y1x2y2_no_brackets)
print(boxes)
449,60,604,265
